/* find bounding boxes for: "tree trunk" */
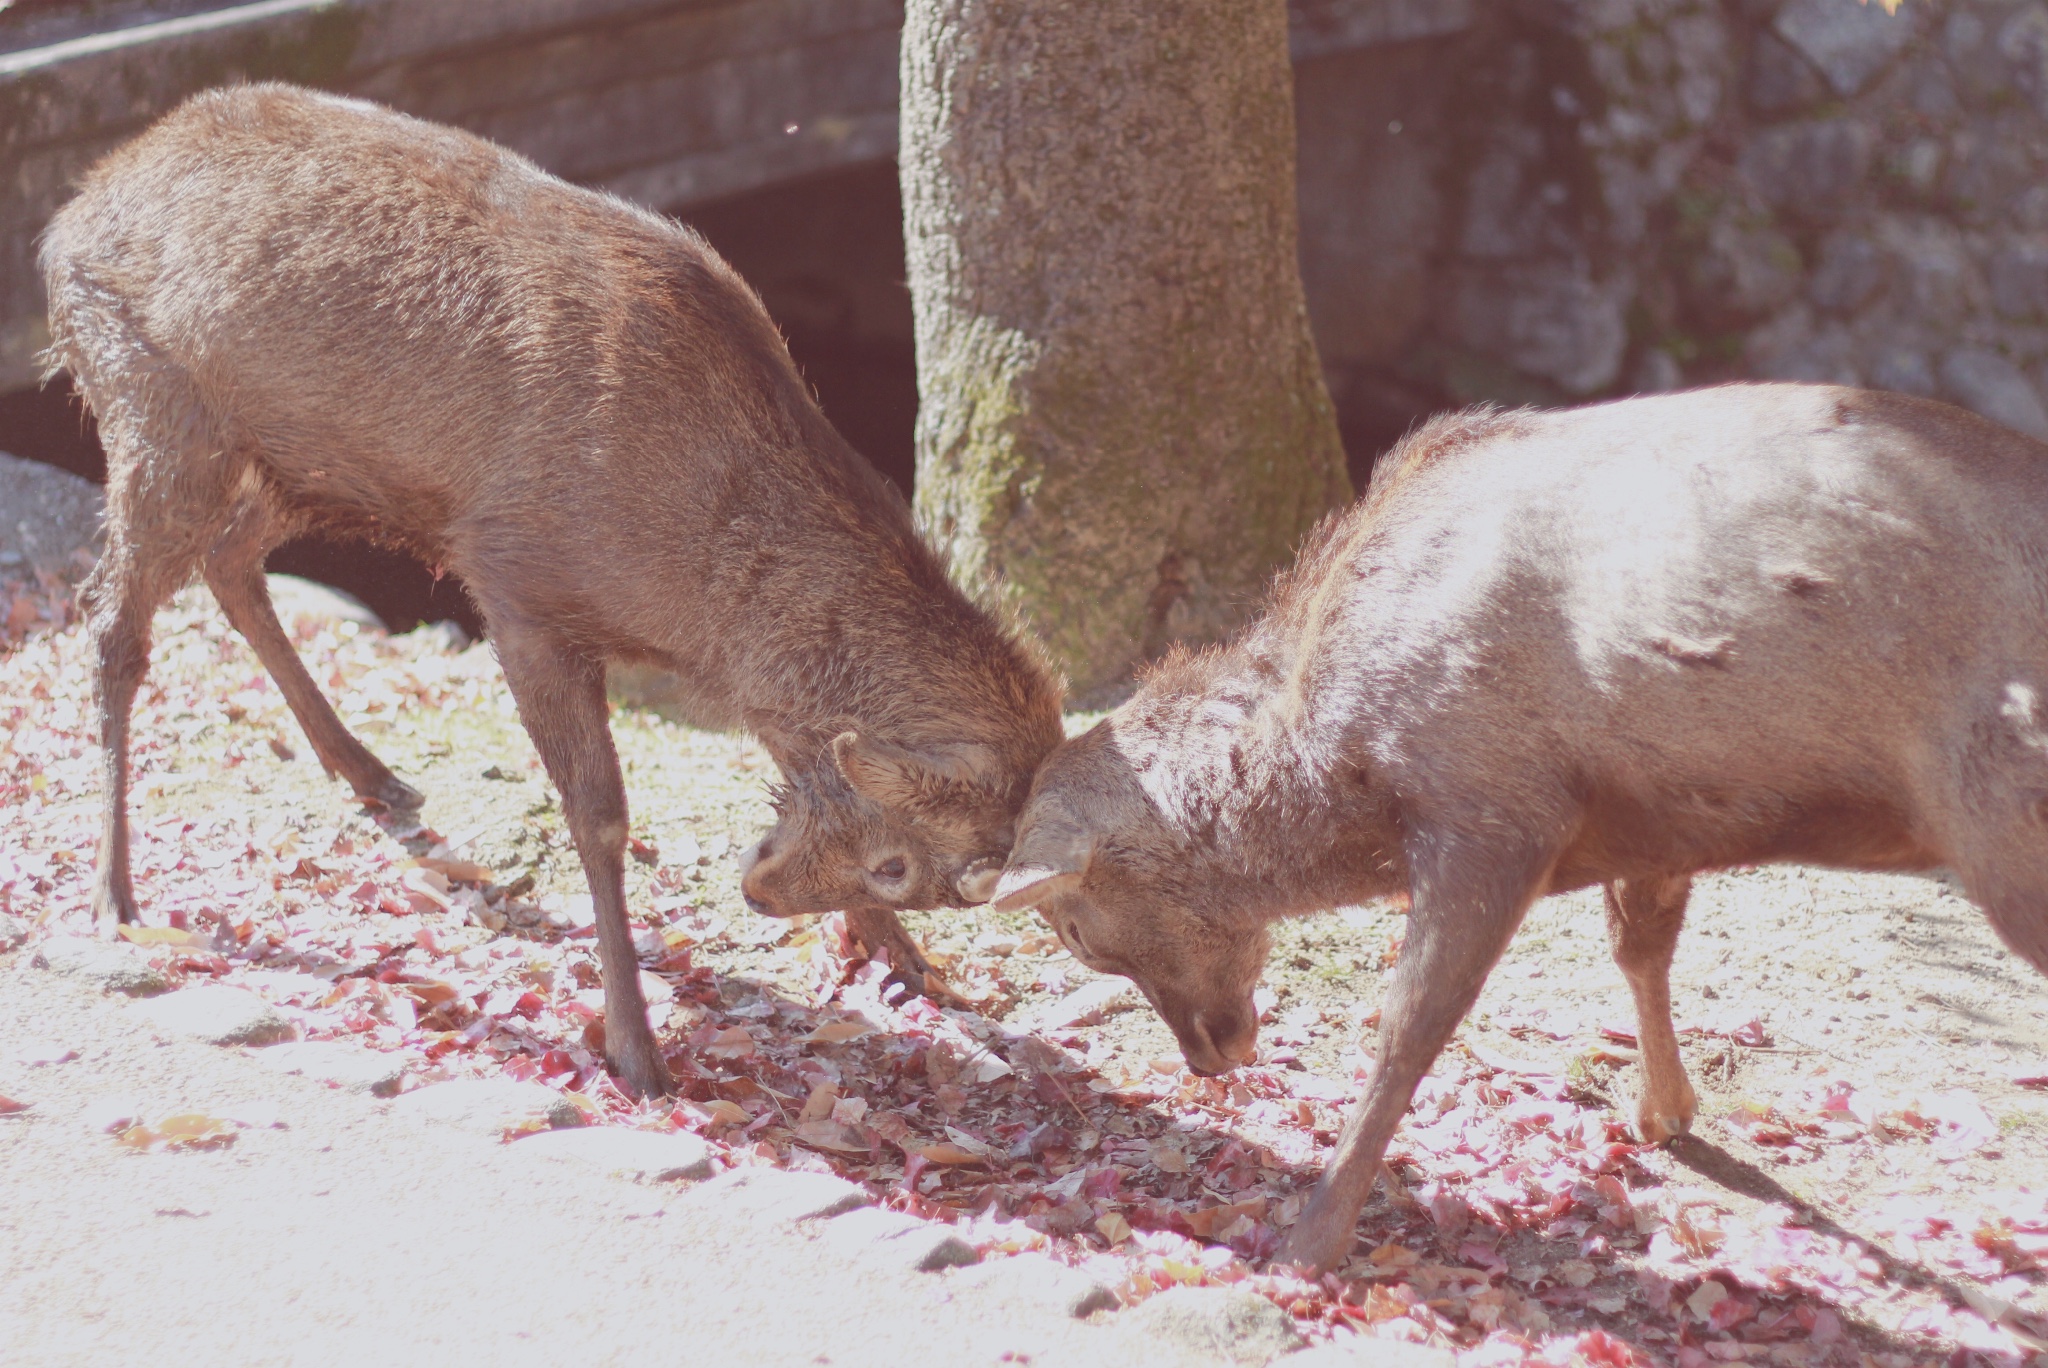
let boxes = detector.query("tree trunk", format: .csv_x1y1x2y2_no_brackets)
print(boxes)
900,0,1352,699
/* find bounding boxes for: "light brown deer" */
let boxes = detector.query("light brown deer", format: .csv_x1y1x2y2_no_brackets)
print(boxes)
41,84,1062,1098
992,384,2048,1274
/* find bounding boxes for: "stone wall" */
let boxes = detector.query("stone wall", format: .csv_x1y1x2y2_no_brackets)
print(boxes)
7,0,2042,481
1304,0,2048,468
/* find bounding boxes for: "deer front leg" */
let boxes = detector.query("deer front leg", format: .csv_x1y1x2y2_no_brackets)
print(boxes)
844,907,969,1006
204,501,422,811
1603,875,1697,1142
493,623,673,1099
1279,824,1554,1275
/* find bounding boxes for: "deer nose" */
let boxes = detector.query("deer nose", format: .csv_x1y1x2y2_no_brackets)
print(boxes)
743,892,768,914
1195,1007,1259,1070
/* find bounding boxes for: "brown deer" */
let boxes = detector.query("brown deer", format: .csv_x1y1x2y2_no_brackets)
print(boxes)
990,384,2048,1274
40,84,1063,1099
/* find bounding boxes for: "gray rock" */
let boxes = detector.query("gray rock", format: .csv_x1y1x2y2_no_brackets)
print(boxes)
1773,0,1915,97
1747,30,1829,117
514,1126,716,1183
31,937,170,997
1631,348,1685,395
1117,1286,1303,1366
1745,305,1859,386
0,914,28,952
2013,186,2048,234
1684,215,1803,324
256,1040,408,1097
1943,7,1997,98
675,1166,871,1226
1892,136,1946,197
2000,5,2048,121
1808,231,1886,315
392,1078,584,1135
1907,55,1962,122
1452,260,1629,396
1992,238,2048,321
1941,348,2048,441
949,1252,1119,1318
1739,118,1874,212
1457,127,1565,263
1944,120,2038,220
817,1205,980,1273
1882,217,1982,325
1762,322,1859,386
264,574,382,632
1869,347,1938,398
0,451,102,584
135,987,295,1046
1285,1337,1456,1368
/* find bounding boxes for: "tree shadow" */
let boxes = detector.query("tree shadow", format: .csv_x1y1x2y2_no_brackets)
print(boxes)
459,934,2041,1365
1669,1133,2040,1326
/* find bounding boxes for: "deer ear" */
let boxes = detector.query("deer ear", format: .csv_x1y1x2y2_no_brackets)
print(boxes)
990,810,1095,912
831,732,993,809
830,732,928,807
991,865,1083,913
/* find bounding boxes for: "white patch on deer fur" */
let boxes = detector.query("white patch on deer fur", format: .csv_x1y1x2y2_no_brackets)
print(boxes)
2001,682,2048,757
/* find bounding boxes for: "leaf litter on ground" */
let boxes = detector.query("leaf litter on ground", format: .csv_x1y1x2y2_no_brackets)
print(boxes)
3,578,2046,1366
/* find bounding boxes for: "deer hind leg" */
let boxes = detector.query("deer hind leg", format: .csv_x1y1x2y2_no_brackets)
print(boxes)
489,616,673,1099
83,545,184,926
79,375,239,924
1279,821,1557,1276
1603,874,1698,1142
1938,683,2048,980
202,497,421,811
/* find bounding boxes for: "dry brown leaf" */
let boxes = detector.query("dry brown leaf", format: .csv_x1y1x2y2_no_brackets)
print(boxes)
397,979,460,1009
1555,1258,1597,1287
802,1020,872,1046
116,925,211,949
798,1081,838,1123
795,1118,873,1153
1149,1139,1190,1174
1369,1241,1421,1269
677,1098,750,1130
415,855,496,884
1095,1211,1133,1245
1184,1196,1267,1239
915,1142,987,1166
117,1112,238,1151
704,1026,757,1060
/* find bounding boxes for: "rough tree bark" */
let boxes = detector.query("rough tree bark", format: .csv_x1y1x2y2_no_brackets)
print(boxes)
899,0,1352,698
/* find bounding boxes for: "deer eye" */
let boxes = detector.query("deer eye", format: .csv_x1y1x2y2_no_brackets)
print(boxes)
873,857,907,881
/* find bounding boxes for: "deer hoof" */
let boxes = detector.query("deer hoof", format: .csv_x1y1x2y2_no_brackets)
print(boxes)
1274,1198,1360,1278
1635,1106,1694,1144
610,1036,676,1100
91,882,139,927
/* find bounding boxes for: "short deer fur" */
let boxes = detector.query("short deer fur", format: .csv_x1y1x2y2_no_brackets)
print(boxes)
41,85,1062,1098
993,384,2048,1274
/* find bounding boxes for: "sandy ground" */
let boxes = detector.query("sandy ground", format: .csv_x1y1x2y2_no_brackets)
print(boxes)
0,962,1198,1368
5,584,2048,1364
